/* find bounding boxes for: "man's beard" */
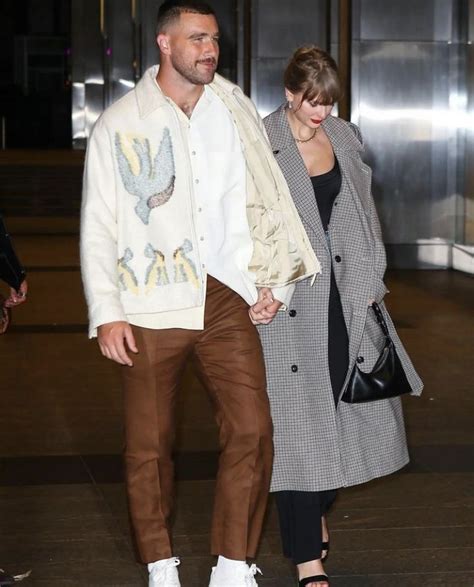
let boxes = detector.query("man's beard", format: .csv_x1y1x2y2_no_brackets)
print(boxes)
171,55,217,85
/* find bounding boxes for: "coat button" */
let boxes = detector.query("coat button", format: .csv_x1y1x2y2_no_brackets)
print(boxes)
289,309,297,317
357,356,365,364
291,365,298,373
335,255,342,263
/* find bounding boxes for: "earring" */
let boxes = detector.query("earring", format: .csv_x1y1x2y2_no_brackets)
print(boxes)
287,101,293,110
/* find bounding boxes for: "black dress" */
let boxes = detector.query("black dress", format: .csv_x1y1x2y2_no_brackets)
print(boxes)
310,159,349,403
275,159,349,566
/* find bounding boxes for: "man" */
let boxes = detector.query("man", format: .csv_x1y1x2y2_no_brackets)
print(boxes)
80,2,319,586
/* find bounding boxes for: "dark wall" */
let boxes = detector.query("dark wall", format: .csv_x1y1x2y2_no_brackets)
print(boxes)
0,0,72,148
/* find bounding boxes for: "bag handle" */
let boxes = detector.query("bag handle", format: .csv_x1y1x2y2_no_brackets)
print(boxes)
371,302,391,339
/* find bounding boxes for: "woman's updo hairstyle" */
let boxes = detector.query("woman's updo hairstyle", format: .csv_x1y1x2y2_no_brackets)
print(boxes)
284,46,341,106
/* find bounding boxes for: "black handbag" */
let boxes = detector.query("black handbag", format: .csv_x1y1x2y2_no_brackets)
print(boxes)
341,302,412,403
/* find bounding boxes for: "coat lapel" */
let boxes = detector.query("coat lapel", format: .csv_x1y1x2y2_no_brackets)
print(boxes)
267,109,373,250
270,106,328,249
322,116,371,219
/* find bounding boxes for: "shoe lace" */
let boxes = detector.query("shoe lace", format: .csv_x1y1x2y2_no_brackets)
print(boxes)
245,564,262,585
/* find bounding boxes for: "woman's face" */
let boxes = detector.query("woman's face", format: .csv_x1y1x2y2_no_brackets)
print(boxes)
286,90,334,129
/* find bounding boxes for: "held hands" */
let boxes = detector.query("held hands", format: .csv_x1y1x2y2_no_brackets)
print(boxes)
249,287,282,325
4,280,28,308
98,321,138,366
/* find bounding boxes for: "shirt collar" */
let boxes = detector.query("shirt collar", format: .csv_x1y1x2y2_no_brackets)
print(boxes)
190,84,215,121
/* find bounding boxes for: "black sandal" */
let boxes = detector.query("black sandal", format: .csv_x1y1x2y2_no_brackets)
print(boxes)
299,575,329,586
321,541,330,562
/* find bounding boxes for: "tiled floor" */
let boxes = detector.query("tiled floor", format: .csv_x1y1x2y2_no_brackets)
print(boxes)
0,227,473,586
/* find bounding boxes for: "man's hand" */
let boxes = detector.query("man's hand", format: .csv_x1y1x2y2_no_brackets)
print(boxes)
98,321,138,366
249,287,283,325
4,280,28,308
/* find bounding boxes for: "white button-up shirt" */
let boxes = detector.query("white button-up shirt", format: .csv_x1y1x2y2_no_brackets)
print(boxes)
130,85,257,330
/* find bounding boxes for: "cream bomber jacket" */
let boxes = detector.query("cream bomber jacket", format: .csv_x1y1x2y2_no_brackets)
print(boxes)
81,66,320,337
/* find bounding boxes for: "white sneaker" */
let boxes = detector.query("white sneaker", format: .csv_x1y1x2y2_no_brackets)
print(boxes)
209,562,262,587
148,557,181,587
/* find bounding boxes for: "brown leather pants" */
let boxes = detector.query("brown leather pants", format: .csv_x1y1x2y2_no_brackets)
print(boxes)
121,276,273,563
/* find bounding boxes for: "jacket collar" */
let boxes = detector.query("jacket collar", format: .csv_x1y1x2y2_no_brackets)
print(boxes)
270,104,363,156
135,65,239,119
323,115,364,155
135,66,167,118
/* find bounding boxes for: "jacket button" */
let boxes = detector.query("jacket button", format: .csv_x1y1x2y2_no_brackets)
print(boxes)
291,365,298,373
357,356,365,364
335,255,342,263
289,309,297,317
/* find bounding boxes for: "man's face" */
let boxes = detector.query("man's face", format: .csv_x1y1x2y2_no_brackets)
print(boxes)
161,12,220,85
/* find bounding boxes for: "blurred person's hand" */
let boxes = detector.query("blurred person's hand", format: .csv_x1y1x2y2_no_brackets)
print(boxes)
4,279,28,308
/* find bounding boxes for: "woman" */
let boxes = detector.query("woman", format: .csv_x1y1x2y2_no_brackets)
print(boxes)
258,47,423,586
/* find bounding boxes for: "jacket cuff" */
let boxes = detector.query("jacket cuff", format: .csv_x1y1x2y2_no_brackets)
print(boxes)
271,284,295,310
88,300,128,339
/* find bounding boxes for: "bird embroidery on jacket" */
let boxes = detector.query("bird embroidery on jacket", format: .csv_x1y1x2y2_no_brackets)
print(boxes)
144,243,170,292
173,239,199,288
118,248,139,294
115,128,176,225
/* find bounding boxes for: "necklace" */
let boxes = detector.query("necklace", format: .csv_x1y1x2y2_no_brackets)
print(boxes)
294,127,319,143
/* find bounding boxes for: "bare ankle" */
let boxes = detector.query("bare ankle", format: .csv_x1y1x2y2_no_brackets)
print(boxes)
297,558,325,579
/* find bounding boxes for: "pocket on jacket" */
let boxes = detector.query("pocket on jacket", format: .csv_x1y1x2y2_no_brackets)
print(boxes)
373,276,389,302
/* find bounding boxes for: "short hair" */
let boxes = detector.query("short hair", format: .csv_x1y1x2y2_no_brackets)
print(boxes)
284,46,341,106
156,0,216,34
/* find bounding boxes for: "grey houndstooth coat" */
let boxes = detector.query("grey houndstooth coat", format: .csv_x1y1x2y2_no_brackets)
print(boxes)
259,105,423,492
